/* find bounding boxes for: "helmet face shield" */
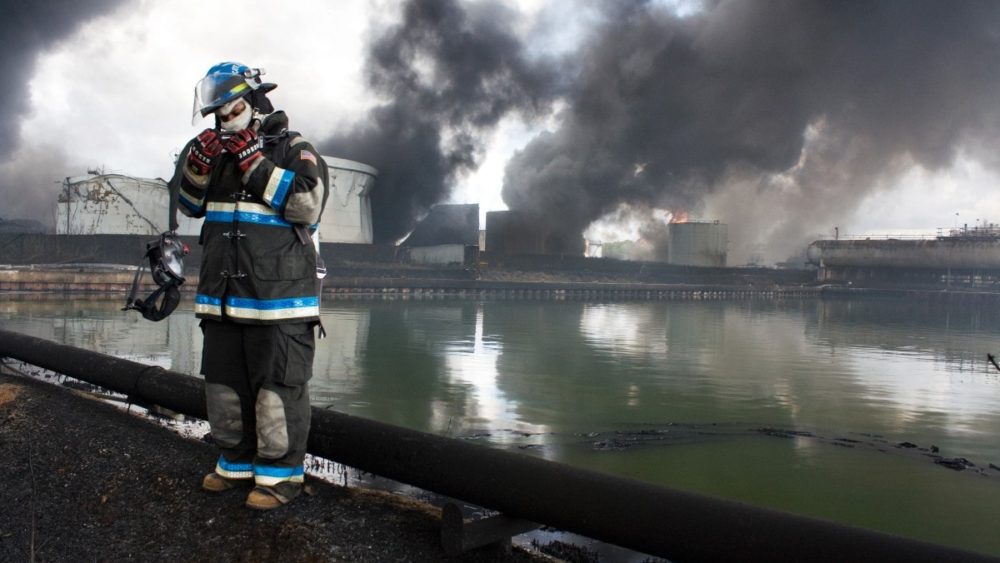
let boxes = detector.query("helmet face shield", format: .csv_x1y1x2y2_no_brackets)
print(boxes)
191,62,276,124
192,69,251,123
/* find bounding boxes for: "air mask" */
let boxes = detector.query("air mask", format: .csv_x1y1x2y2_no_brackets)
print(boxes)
123,232,190,322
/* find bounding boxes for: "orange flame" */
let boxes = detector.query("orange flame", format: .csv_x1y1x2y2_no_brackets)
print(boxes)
671,211,689,224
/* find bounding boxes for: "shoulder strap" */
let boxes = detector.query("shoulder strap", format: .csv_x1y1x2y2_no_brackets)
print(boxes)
168,139,196,232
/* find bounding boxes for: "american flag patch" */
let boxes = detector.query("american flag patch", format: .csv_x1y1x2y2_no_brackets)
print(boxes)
299,149,317,166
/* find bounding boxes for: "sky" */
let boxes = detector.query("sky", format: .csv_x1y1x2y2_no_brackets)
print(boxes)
3,0,1000,264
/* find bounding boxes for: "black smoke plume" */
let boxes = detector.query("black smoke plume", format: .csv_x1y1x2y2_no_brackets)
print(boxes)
319,0,561,243
503,0,1000,263
0,0,126,226
0,0,125,156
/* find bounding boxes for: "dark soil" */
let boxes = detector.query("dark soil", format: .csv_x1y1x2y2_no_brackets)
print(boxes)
0,372,551,562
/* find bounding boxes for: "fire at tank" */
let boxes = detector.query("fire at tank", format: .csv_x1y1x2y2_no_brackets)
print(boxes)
6,1,1000,290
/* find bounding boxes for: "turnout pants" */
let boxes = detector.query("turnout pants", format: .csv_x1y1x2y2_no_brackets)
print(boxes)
200,319,315,486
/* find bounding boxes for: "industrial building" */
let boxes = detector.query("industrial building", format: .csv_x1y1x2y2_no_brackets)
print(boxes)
401,203,480,265
485,210,585,256
807,227,1000,286
402,204,479,248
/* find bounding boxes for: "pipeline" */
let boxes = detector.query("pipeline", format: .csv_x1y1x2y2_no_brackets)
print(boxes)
0,328,994,563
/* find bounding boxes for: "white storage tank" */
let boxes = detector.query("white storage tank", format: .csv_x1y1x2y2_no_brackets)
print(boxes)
320,156,378,244
668,221,728,267
54,157,378,244
56,174,202,236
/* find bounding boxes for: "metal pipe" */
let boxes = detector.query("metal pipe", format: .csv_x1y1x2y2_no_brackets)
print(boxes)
0,328,206,419
0,329,994,562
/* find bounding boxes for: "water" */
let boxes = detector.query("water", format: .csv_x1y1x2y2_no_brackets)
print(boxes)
3,295,1000,556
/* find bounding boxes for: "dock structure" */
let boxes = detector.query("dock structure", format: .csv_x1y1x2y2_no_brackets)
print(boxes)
808,231,1000,288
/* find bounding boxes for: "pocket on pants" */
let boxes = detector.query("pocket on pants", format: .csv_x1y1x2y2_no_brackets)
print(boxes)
278,323,315,386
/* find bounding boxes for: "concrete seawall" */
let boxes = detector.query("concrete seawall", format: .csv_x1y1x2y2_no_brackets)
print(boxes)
6,265,1000,304
0,264,822,300
7,262,1000,307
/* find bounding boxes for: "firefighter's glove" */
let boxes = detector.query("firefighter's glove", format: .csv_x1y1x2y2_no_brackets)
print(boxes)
187,129,224,176
224,129,264,174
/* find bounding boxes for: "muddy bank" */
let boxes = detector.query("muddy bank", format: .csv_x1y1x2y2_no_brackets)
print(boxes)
0,372,550,563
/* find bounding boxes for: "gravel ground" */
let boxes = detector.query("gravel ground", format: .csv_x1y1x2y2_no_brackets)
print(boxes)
0,372,553,563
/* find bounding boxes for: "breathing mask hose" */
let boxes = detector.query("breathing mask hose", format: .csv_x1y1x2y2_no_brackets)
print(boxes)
168,177,179,232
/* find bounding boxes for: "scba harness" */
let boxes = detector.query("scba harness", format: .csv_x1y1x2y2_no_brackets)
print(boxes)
123,232,190,322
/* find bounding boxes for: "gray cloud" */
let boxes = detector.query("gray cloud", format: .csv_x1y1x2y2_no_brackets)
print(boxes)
0,0,127,224
502,0,1000,262
0,146,79,228
0,0,126,155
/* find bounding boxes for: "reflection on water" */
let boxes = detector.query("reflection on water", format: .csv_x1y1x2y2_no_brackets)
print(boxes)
3,295,1000,555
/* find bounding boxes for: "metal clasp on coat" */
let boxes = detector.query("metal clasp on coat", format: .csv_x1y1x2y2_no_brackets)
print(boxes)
230,190,253,202
223,230,247,239
220,270,247,279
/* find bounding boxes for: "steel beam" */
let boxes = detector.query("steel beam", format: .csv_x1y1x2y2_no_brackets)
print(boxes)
440,502,539,556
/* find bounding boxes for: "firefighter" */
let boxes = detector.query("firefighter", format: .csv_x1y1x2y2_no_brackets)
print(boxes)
172,62,326,510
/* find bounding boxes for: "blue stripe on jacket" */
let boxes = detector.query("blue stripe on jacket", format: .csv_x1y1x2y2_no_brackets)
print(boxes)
227,296,319,311
205,210,293,228
270,169,295,210
204,210,318,229
196,294,319,311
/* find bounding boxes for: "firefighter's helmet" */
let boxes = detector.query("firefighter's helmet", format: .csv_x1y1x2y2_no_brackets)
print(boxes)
191,62,276,123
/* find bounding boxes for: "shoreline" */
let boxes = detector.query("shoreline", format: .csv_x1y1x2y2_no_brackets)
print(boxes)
3,265,1000,303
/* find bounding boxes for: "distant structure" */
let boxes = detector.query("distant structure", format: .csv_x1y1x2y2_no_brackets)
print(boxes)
584,239,603,258
485,210,585,256
667,221,728,267
54,156,378,243
402,203,479,247
807,224,1000,285
401,203,480,266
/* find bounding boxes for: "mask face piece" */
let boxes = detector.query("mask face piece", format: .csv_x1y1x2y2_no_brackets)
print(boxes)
152,235,187,285
123,232,189,322
217,97,253,131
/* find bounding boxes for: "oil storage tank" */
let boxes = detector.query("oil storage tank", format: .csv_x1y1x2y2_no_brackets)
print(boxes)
54,156,377,245
668,221,728,267
320,156,378,244
56,174,202,236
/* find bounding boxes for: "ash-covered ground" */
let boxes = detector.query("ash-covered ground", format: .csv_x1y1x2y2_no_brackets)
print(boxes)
0,371,557,563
